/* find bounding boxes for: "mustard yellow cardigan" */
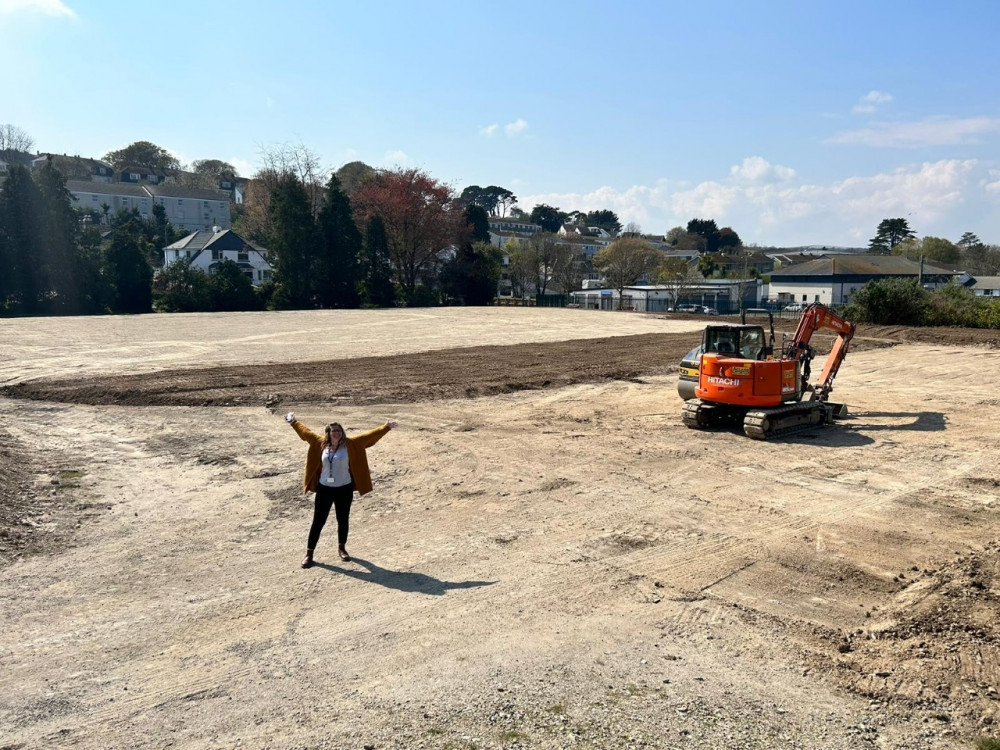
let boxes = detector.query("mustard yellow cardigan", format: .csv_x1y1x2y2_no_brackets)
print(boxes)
289,419,391,495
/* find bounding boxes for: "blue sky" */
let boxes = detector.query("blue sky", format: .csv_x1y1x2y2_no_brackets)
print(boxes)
3,0,1000,247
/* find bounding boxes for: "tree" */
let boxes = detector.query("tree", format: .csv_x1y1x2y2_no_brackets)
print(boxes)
103,141,181,172
268,172,318,309
210,259,257,311
961,243,1000,276
335,161,376,196
697,254,718,278
259,142,328,217
592,237,663,309
529,204,568,233
503,238,535,298
718,227,742,250
314,175,362,308
585,210,622,235
440,240,504,305
665,226,686,246
35,159,83,313
549,244,586,294
192,159,237,179
654,256,701,308
459,185,517,216
105,224,153,313
0,123,34,156
465,204,491,244
893,236,960,265
868,218,915,254
509,207,529,221
527,232,562,296
359,215,395,307
351,168,461,304
957,232,981,252
0,165,45,313
687,219,721,254
153,259,213,312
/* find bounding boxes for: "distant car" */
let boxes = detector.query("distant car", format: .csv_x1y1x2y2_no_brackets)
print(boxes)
676,304,700,313
783,303,805,312
703,307,719,315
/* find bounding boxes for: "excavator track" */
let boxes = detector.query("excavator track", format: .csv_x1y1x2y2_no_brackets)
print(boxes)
743,401,831,440
682,399,742,430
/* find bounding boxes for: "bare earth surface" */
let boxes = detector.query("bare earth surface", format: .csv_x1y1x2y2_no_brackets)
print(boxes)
1,308,999,749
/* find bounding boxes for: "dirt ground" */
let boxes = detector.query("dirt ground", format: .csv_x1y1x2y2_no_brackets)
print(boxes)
1,308,999,749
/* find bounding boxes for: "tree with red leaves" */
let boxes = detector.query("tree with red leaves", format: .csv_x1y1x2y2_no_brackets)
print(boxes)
352,168,462,304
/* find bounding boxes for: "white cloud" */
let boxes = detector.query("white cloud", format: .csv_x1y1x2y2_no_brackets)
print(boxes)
0,0,75,17
521,157,990,246
384,150,408,164
852,89,893,114
229,157,255,178
828,116,1000,148
504,118,528,136
480,119,529,137
728,156,796,183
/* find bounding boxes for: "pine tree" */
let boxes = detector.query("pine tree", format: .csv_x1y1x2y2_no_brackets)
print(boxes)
35,159,83,313
360,215,395,307
105,225,153,313
0,165,45,314
314,175,362,308
268,172,317,309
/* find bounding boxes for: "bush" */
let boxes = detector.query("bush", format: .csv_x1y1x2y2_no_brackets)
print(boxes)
841,277,930,325
924,281,984,327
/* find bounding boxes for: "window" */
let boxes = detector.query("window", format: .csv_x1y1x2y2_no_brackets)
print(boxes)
130,173,140,181
177,199,184,206
219,202,226,209
801,294,807,301
203,201,209,208
211,249,221,260
92,195,98,202
122,198,129,205
238,250,249,262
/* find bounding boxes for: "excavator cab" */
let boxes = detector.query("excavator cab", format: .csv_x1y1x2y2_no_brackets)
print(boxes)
703,325,768,360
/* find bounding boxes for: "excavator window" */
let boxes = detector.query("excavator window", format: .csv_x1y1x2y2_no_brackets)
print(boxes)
740,328,765,360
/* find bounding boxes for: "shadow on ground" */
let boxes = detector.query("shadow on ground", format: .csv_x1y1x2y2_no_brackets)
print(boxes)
314,557,497,595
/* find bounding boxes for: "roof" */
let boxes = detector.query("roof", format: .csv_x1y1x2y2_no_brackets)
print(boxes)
166,229,240,252
972,276,1000,290
770,254,959,277
66,180,150,198
144,184,231,200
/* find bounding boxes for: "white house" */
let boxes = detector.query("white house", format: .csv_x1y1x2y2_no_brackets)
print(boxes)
67,180,155,219
769,254,967,306
66,180,232,232
971,276,1000,298
163,229,272,287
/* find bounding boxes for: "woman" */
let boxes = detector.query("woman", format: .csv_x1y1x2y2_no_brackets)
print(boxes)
284,412,397,568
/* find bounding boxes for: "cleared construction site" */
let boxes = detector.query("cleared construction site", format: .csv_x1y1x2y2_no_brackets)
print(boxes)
1,307,998,749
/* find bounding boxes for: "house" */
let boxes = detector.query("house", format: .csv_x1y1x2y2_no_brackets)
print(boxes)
489,217,541,236
143,185,232,232
163,229,272,287
971,276,1000,298
704,252,775,276
31,154,115,182
66,180,156,220
118,166,163,185
769,254,967,306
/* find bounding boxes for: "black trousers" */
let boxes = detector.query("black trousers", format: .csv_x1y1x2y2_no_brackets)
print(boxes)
308,482,354,550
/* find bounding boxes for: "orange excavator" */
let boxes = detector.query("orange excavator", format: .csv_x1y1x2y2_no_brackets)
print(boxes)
681,303,856,439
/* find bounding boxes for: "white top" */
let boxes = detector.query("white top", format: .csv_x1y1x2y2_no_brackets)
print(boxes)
319,445,351,488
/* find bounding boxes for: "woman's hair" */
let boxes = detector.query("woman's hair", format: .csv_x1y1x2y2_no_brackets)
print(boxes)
323,422,346,453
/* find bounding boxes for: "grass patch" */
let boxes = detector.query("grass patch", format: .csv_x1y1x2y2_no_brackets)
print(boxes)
499,729,527,742
59,470,85,481
547,703,566,715
975,738,1000,750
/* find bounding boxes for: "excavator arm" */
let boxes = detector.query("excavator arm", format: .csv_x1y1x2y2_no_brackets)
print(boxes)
786,303,856,401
